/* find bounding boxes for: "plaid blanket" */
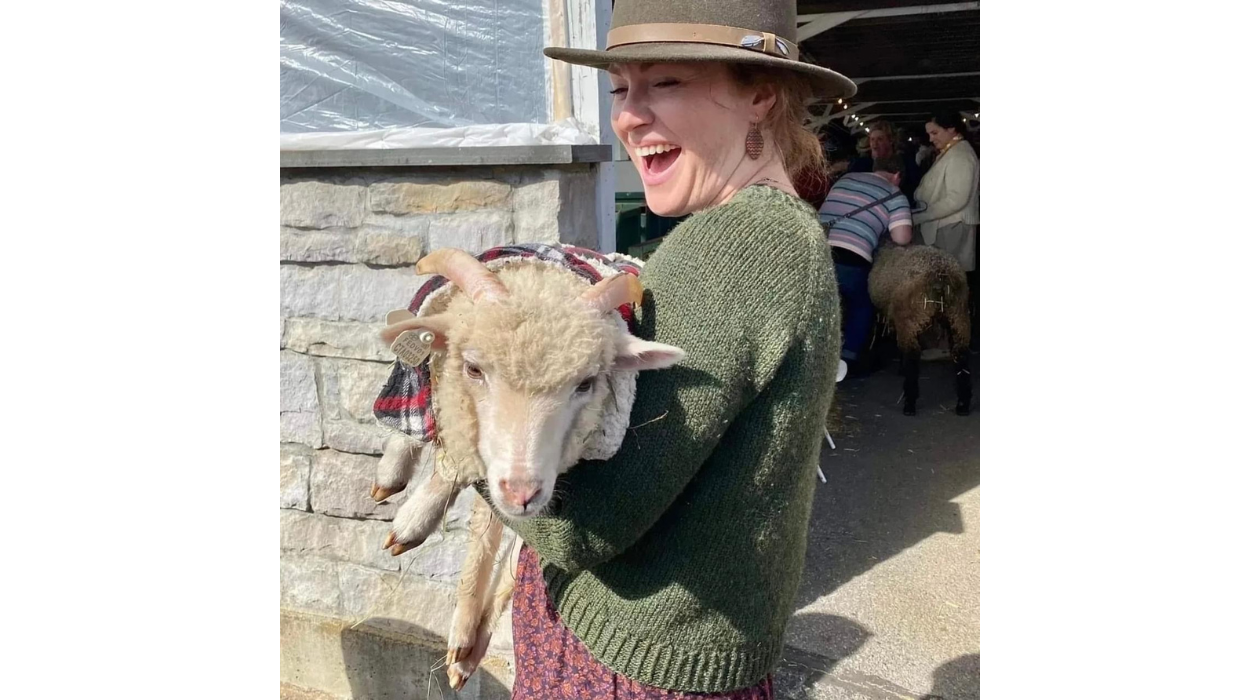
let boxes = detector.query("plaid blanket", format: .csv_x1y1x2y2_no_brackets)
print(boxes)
373,244,643,444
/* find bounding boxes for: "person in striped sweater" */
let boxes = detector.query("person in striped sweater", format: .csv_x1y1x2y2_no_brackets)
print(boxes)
819,156,913,379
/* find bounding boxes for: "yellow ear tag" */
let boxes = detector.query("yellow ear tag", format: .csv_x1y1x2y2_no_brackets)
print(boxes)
391,330,435,367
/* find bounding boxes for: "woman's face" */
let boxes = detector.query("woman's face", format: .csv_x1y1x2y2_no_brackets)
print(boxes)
609,62,762,217
925,121,958,151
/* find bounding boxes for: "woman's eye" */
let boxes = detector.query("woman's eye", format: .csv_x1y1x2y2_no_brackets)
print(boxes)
609,87,627,96
464,363,484,380
575,378,595,394
653,79,679,88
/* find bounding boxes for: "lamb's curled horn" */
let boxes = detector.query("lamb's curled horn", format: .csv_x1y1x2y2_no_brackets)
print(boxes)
580,273,643,313
416,248,510,304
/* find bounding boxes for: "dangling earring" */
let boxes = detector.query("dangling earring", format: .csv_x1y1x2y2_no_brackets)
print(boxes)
745,122,764,160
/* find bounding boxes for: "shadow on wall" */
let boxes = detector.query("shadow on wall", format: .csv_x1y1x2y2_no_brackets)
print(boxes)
796,362,980,609
922,654,979,700
340,617,511,700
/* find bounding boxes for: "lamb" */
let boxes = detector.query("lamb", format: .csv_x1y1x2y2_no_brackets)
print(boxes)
867,243,973,416
368,245,685,689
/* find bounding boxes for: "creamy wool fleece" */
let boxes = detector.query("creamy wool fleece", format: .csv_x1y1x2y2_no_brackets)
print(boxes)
499,185,842,693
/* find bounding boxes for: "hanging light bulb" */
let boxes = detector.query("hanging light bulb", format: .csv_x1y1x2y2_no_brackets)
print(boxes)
865,127,870,132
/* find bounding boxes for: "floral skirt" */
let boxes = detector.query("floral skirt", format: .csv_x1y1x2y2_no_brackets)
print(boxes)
511,545,775,700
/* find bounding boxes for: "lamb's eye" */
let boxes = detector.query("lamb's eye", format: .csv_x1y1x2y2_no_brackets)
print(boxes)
464,362,484,380
575,378,595,394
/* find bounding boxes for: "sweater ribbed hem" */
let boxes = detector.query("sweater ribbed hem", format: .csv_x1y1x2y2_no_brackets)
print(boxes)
543,566,784,693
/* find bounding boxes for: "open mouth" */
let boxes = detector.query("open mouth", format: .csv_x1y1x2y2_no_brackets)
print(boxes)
635,143,681,184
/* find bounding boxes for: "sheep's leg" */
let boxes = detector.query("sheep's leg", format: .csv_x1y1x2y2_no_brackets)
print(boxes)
953,350,972,416
372,434,421,502
449,536,521,690
384,467,460,556
902,348,921,416
944,311,973,416
447,498,503,666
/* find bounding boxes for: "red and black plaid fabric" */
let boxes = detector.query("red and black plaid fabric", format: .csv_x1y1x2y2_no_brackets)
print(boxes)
374,244,642,442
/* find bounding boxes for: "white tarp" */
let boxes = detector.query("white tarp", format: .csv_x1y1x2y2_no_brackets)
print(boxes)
279,119,595,150
281,0,587,149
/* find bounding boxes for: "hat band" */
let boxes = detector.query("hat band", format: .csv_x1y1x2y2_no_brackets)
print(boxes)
606,23,799,61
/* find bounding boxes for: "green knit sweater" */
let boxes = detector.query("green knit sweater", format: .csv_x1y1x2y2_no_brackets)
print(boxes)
504,185,841,693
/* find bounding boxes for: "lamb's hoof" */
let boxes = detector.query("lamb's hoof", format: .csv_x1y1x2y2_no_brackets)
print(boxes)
955,401,971,416
447,645,471,665
903,401,917,416
370,484,401,503
447,666,470,691
382,531,424,556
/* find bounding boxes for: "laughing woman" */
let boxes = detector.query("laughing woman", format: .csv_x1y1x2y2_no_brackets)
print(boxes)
494,1,853,697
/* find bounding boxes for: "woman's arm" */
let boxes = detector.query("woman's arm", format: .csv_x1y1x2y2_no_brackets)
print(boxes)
913,154,977,225
493,204,809,572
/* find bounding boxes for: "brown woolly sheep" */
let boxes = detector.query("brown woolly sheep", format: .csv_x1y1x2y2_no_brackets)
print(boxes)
868,243,973,416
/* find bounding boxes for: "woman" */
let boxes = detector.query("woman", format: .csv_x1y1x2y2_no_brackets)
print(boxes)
496,1,853,697
913,113,981,272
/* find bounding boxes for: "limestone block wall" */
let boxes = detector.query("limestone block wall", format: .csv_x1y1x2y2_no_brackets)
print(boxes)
280,164,600,699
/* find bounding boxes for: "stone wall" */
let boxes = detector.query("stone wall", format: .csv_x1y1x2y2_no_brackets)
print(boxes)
280,164,600,700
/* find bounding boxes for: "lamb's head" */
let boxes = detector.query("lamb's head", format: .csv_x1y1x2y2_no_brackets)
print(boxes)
382,249,684,519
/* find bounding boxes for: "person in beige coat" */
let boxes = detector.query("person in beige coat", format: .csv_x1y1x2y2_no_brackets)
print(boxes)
913,112,979,271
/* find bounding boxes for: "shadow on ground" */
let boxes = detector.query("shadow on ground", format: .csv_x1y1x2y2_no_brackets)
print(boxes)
799,358,980,608
922,654,979,700
341,617,511,700
780,358,980,698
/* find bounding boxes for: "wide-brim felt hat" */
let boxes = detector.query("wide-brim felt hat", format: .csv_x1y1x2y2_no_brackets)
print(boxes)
544,0,857,100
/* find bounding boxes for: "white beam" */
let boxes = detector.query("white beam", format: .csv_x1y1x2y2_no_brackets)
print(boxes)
850,71,980,85
805,103,836,129
797,2,980,42
854,96,980,105
836,102,874,117
564,0,617,253
798,3,980,23
797,11,864,41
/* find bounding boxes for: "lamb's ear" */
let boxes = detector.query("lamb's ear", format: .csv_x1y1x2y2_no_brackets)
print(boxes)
613,334,686,371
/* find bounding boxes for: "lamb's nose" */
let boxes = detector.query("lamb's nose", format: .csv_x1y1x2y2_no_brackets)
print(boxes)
499,479,542,510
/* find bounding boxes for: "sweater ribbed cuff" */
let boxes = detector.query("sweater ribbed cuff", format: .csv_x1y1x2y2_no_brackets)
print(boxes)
542,566,783,693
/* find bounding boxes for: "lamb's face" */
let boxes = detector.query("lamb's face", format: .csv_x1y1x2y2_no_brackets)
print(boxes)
387,253,686,520
453,295,618,518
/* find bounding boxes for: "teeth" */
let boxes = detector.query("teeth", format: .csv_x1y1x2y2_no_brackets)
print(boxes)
634,144,679,158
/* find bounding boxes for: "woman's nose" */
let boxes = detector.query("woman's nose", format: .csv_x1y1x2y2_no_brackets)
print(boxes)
613,94,652,133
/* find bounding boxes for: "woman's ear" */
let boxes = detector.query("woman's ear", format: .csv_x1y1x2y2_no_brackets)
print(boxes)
749,82,778,124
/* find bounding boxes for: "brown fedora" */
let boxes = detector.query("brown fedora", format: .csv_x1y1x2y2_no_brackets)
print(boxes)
544,0,856,99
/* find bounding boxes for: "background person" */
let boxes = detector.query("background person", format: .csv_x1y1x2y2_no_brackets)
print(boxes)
819,157,913,379
913,112,980,272
846,121,921,197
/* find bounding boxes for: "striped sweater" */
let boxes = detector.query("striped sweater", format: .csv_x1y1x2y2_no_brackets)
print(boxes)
818,172,912,263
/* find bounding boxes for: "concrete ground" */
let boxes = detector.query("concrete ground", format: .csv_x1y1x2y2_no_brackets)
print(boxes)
779,358,980,700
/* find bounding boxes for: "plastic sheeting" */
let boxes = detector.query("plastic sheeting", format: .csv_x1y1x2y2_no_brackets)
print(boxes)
281,0,588,149
279,118,595,150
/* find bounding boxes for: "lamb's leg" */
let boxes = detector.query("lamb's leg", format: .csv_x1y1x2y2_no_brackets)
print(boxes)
384,467,460,556
448,536,521,691
372,434,421,502
447,498,503,666
902,348,921,416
